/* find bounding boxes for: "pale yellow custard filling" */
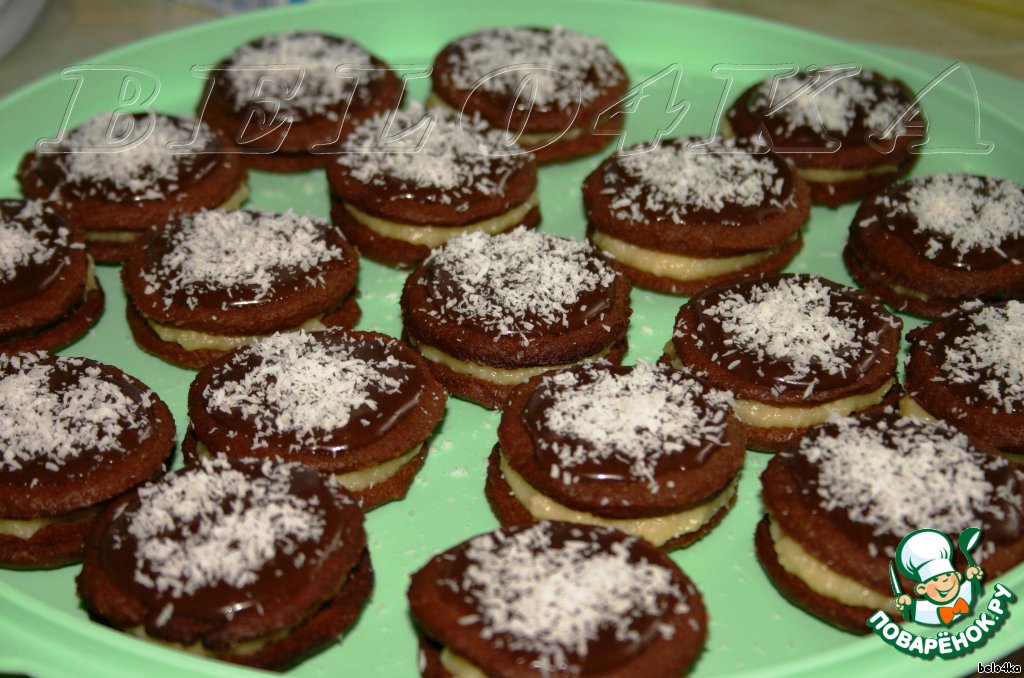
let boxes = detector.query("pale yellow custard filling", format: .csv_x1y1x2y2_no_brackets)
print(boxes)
855,258,934,302
769,516,895,612
797,163,899,184
426,92,586,144
344,192,538,248
86,183,250,243
664,342,892,429
898,395,940,423
499,451,737,547
592,230,793,282
0,505,100,539
408,337,612,387
148,315,326,352
194,441,423,493
440,647,488,678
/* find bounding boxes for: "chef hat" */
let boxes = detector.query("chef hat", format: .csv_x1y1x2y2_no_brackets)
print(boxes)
896,529,955,583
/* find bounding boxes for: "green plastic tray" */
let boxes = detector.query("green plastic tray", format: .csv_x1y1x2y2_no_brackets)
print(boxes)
1,1,1021,676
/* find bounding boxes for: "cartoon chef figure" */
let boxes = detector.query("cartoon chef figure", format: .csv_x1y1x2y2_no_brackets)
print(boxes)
893,529,983,626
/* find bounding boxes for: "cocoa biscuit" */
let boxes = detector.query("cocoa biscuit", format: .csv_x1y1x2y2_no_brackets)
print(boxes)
902,301,1024,461
77,457,373,670
401,228,632,409
0,200,103,352
724,69,925,206
757,413,1024,633
18,112,248,263
584,135,810,294
408,521,706,677
845,174,1024,317
0,352,174,569
121,209,360,369
429,27,629,164
199,31,402,171
487,361,745,549
327,106,541,267
186,329,447,510
667,273,902,452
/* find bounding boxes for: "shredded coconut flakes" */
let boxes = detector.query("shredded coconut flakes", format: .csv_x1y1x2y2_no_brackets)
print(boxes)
941,301,1024,412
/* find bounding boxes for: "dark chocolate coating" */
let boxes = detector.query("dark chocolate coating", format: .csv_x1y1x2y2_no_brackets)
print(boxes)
408,521,706,677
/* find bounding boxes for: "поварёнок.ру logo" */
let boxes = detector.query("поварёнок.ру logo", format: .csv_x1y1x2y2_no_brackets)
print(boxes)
868,528,1017,658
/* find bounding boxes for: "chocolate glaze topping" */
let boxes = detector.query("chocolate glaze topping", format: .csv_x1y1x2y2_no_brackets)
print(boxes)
598,136,796,226
202,330,425,453
0,353,154,486
32,113,221,202
434,521,690,673
0,201,74,308
728,69,918,149
421,228,618,340
778,414,1023,550
98,457,351,627
683,274,900,397
137,209,351,312
522,362,733,487
868,174,1024,271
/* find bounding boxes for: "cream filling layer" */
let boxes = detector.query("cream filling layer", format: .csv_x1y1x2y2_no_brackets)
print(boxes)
499,451,737,547
798,163,899,184
426,92,586,144
664,343,893,429
856,257,934,302
147,315,327,352
769,516,895,612
409,337,612,387
344,192,537,248
195,441,423,493
898,395,940,423
439,647,488,678
85,183,250,243
0,505,100,539
592,229,792,282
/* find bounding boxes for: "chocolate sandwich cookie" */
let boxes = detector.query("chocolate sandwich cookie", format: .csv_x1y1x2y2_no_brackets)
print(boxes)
724,69,924,206
429,26,629,164
0,200,103,352
0,352,173,569
845,174,1024,317
200,31,402,172
902,301,1024,462
583,135,810,295
757,413,1024,633
666,273,901,452
122,209,360,369
185,329,447,509
78,456,372,670
18,112,248,263
401,228,631,409
487,361,745,550
328,106,540,267
408,521,706,677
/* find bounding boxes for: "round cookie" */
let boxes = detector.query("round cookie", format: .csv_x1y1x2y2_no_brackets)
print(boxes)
487,360,745,550
121,209,360,369
18,112,248,263
724,69,925,206
408,521,706,677
583,135,810,294
327,105,540,267
401,227,631,409
845,173,1024,317
757,413,1024,633
429,26,629,164
199,31,403,172
185,329,448,510
77,456,372,670
0,352,174,569
0,200,103,353
902,300,1024,462
666,273,902,452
